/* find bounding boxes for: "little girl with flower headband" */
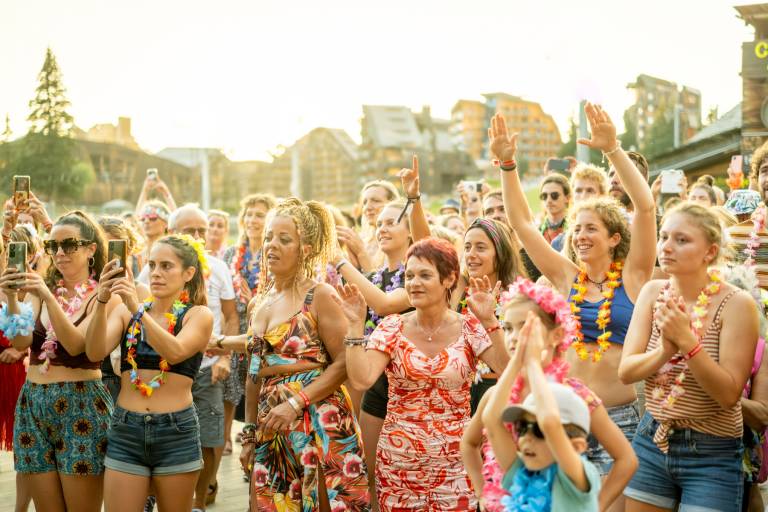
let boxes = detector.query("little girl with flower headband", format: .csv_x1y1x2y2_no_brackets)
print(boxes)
460,278,636,512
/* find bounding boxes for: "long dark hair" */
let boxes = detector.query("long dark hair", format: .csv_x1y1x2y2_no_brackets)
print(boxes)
153,235,208,306
465,218,526,286
46,210,107,288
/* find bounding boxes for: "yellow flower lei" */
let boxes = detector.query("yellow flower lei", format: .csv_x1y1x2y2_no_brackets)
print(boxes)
176,234,210,279
570,261,623,362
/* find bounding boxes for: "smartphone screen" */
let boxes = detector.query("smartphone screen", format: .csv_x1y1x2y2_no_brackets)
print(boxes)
13,176,30,210
108,240,128,275
660,170,684,194
8,242,27,289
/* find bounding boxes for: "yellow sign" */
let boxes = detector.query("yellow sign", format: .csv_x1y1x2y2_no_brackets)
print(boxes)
756,41,768,60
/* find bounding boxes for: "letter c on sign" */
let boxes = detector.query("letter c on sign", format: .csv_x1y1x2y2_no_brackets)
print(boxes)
756,41,768,59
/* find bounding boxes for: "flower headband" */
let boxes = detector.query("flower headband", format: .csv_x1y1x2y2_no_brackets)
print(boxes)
176,234,210,279
501,277,578,351
141,205,170,222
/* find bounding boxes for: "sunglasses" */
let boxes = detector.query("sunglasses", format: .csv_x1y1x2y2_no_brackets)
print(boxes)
539,191,561,201
514,420,545,439
43,238,93,255
181,227,207,238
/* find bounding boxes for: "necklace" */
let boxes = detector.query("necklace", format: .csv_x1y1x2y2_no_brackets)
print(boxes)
651,270,721,409
364,263,405,336
39,276,98,373
125,290,190,397
415,314,449,342
584,274,607,292
570,261,623,362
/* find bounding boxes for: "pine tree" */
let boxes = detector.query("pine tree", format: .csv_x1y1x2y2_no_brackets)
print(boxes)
3,48,93,203
27,48,73,136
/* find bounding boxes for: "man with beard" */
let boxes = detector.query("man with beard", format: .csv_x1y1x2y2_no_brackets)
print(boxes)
607,151,649,215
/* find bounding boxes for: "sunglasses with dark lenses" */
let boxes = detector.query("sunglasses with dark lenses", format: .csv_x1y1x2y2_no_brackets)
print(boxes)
539,191,561,201
514,420,545,439
43,238,93,255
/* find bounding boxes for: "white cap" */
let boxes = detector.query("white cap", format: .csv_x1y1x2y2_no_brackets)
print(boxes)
501,382,590,434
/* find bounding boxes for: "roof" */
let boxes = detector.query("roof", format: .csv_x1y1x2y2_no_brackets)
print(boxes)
482,92,524,103
362,105,425,149
736,3,768,35
156,147,227,167
686,104,741,144
325,128,359,160
627,74,677,89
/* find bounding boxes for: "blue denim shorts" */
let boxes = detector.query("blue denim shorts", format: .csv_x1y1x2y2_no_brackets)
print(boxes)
14,380,113,475
105,405,203,477
624,412,744,511
192,366,224,448
586,400,640,475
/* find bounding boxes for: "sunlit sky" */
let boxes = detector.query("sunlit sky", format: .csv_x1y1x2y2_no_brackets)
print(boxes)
0,0,756,161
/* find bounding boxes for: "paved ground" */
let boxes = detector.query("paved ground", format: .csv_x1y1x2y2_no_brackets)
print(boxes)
0,423,250,512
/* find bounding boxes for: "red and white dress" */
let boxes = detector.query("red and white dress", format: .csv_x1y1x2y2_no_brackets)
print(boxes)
367,313,491,511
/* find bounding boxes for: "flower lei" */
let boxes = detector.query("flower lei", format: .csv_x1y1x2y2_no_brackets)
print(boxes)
744,205,766,268
651,270,721,409
232,242,261,304
39,277,98,373
364,263,404,336
570,261,623,362
125,290,190,397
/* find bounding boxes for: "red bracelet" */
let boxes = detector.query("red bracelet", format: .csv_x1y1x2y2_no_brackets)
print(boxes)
298,390,311,408
485,323,502,335
685,342,703,360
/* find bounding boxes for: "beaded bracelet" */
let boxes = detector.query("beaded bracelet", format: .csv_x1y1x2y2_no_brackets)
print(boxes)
242,422,257,435
344,336,366,347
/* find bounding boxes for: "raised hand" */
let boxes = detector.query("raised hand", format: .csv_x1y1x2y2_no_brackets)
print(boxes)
466,276,502,327
26,193,52,228
398,155,420,199
577,102,618,153
96,259,124,303
2,199,16,236
332,284,368,334
521,312,546,366
488,113,518,163
336,226,365,257
110,267,140,314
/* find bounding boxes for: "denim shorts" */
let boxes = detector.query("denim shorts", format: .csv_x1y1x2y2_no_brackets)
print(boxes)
192,366,224,448
624,412,744,511
586,400,640,475
105,405,203,477
14,380,113,475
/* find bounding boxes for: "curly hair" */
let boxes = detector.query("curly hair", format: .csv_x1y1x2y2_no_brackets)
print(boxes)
268,197,337,283
237,194,276,246
750,140,768,181
563,197,631,263
571,164,609,195
153,235,208,306
46,211,107,287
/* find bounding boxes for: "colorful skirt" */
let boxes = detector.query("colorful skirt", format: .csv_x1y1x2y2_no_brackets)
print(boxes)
0,360,26,451
250,368,370,511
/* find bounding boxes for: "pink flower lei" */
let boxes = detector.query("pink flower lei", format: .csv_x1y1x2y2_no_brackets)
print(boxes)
744,205,766,267
501,277,578,351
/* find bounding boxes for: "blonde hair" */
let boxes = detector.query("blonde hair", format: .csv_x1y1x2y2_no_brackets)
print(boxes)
563,197,631,262
662,201,724,264
237,194,276,246
268,197,337,282
99,216,142,255
571,163,609,195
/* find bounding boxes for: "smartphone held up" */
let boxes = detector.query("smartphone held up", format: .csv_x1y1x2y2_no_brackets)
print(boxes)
108,240,128,276
13,176,30,211
7,241,27,289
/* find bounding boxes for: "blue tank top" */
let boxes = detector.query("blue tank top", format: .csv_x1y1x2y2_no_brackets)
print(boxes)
568,280,634,345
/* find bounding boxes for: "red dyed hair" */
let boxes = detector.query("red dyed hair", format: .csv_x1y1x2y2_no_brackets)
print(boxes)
405,237,459,294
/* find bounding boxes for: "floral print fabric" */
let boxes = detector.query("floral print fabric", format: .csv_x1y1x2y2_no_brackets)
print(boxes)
366,313,491,511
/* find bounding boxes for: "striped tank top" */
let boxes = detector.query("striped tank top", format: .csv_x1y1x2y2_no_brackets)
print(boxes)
644,283,742,453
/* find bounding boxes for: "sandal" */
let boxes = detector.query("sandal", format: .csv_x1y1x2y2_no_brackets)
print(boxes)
205,482,218,506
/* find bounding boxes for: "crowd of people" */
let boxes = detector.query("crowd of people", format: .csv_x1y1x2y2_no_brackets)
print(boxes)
1,101,768,512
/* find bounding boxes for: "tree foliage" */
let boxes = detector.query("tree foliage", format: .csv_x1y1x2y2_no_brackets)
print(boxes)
2,48,93,203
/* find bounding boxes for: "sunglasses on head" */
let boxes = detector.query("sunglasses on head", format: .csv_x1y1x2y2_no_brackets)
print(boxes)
43,238,93,255
514,420,545,439
539,191,561,201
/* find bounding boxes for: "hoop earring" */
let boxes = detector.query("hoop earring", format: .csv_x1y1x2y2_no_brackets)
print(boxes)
88,257,95,268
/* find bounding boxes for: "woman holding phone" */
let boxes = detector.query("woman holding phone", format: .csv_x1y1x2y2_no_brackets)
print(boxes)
1,211,115,512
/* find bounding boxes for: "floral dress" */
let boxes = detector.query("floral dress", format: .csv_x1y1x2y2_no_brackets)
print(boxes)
248,286,370,511
367,313,491,511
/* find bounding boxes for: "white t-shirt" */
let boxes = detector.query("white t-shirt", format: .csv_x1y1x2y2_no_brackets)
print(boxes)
137,254,235,370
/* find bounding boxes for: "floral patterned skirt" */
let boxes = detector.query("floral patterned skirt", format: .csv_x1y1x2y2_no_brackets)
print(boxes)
250,368,370,511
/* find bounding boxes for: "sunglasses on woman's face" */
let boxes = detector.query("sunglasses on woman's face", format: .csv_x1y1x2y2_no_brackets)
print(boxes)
43,238,93,255
539,191,561,201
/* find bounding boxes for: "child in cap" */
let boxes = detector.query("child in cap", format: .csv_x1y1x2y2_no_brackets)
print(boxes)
483,311,600,511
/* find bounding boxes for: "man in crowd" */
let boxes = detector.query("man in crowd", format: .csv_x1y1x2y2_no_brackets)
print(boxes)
538,173,570,244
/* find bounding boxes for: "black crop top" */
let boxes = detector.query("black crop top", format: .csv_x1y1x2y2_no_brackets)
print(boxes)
119,305,202,380
30,295,100,370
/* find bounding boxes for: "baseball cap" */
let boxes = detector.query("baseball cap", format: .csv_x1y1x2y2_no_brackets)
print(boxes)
440,198,461,214
501,382,590,434
724,189,762,216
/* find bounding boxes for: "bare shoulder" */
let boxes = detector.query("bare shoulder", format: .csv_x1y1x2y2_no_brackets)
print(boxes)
719,284,757,316
187,304,214,323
